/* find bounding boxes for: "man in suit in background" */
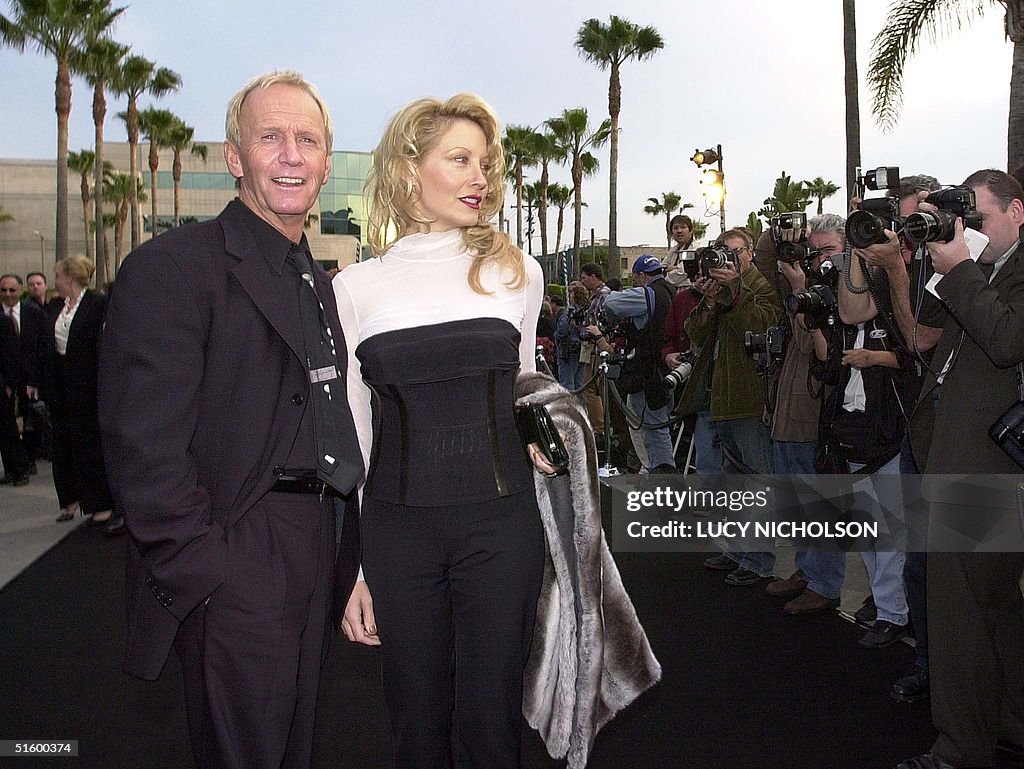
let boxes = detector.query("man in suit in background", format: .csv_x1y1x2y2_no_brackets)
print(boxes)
99,71,363,769
895,169,1024,769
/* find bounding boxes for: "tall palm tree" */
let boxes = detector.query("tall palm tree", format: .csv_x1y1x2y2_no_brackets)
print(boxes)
843,0,862,211
110,54,181,249
104,171,145,270
803,177,841,215
77,35,127,286
136,106,177,239
522,180,541,256
0,0,124,264
502,125,538,249
166,120,208,227
547,182,572,257
67,149,111,262
529,129,565,261
642,191,693,248
575,15,664,279
868,0,1024,171
546,108,611,263
758,171,813,219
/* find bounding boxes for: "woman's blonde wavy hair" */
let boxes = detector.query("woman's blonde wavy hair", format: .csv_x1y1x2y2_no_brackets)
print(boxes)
365,93,524,294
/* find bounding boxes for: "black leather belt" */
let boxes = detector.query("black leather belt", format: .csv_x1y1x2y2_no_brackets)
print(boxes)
270,473,341,497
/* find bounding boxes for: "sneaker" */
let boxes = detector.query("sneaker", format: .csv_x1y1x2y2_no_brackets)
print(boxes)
784,588,840,615
859,620,908,649
766,570,807,598
703,553,735,571
892,753,955,769
724,567,764,586
854,594,877,624
891,664,929,703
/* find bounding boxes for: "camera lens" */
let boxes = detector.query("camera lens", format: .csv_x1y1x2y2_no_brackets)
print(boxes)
904,210,957,244
846,210,887,249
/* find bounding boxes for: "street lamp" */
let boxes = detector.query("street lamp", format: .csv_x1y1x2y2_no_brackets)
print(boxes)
32,230,44,273
691,144,727,235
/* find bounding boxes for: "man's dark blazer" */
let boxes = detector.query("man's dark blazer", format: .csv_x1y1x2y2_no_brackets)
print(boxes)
98,199,363,681
14,298,50,391
919,244,1024,475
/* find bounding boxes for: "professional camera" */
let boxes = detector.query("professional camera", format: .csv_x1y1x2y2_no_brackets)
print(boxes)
664,350,695,389
696,244,740,279
679,249,700,283
990,400,1024,470
785,284,839,330
769,212,816,265
744,324,787,371
904,185,984,244
847,165,902,249
565,305,587,324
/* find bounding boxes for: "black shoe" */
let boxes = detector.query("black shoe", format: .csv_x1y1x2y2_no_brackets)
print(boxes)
11,473,29,487
724,567,765,586
854,594,877,624
704,553,735,571
0,473,14,485
105,515,126,537
891,664,929,703
892,753,955,769
27,462,37,476
859,620,908,649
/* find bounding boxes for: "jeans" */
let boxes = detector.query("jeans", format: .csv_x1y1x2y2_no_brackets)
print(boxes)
626,391,675,470
694,411,722,478
850,455,908,625
557,355,584,396
718,417,774,576
774,441,847,599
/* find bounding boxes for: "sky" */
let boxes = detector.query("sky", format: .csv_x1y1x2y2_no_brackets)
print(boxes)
0,0,1014,249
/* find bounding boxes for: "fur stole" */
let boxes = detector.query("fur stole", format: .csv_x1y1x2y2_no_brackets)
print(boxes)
516,371,662,768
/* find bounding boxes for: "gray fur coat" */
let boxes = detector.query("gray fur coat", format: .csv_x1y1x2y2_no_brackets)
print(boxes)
516,372,662,769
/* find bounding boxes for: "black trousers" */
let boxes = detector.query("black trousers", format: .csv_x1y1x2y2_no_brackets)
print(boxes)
0,385,28,476
362,489,545,769
174,492,334,769
929,550,1024,766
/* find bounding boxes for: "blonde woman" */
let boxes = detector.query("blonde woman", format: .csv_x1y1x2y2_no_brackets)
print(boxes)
334,94,552,768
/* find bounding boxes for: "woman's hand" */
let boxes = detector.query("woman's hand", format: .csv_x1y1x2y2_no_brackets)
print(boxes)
527,441,564,476
342,580,380,646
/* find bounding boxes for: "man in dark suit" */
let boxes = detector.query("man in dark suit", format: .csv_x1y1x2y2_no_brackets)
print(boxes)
895,169,1024,769
99,71,363,769
0,274,50,475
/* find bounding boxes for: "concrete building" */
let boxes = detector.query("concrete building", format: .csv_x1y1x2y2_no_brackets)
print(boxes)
0,141,370,281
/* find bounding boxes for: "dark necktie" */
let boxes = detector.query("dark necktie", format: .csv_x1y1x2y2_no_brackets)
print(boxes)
289,245,349,489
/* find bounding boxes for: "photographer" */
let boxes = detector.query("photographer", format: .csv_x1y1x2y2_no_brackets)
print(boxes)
895,170,1024,769
554,282,589,396
578,263,612,439
603,255,678,472
764,215,847,614
664,214,697,288
677,228,782,584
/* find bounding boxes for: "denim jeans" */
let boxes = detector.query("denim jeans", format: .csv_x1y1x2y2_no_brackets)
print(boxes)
774,441,847,598
557,355,584,396
718,417,774,576
694,411,722,478
850,455,908,625
626,391,675,470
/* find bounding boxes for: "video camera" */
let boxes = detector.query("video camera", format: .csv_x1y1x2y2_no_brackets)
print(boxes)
785,284,839,330
744,324,787,373
904,185,983,244
846,166,902,249
695,244,740,279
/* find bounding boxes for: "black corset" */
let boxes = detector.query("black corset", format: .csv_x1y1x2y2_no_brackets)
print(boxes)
357,318,533,507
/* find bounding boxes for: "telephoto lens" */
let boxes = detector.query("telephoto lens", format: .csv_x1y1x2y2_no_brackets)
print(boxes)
904,210,958,244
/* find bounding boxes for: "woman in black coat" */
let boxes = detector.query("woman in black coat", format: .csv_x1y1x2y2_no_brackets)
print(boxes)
49,256,113,525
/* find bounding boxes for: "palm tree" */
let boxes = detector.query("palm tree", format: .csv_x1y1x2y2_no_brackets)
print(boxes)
757,172,812,219
745,212,764,243
110,54,181,249
67,149,111,262
136,106,177,239
529,129,564,262
546,108,611,264
803,177,841,215
522,180,541,256
104,171,145,270
502,125,538,249
166,120,208,227
0,207,13,223
0,0,124,264
575,15,664,279
642,191,693,248
77,35,127,286
868,0,1024,171
691,220,709,243
547,182,572,257
843,0,862,212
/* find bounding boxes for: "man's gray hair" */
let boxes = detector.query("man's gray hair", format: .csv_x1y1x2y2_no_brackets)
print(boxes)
898,174,941,200
808,213,847,247
225,70,333,150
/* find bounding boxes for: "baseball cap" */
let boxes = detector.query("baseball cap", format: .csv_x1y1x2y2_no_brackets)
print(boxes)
631,254,663,274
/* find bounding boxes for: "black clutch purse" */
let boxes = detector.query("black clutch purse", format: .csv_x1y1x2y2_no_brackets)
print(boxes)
515,404,569,474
